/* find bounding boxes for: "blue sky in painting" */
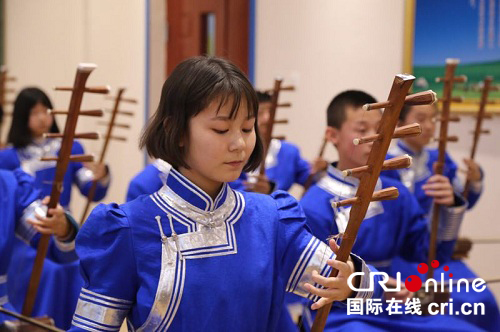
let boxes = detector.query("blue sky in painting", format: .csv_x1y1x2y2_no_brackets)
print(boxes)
414,0,500,66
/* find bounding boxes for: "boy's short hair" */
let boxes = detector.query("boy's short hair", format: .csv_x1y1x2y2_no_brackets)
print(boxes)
141,56,264,172
327,90,377,129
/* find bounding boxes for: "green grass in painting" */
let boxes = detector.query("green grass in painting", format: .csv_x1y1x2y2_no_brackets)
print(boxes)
413,61,500,99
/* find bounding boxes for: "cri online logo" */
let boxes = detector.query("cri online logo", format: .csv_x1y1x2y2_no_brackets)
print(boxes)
404,260,452,292
348,259,487,293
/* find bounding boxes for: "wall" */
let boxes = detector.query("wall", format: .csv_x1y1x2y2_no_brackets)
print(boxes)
4,0,147,217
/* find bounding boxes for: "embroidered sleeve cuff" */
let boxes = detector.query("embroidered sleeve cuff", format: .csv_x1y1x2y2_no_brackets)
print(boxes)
72,288,132,332
16,200,46,244
286,237,335,301
437,197,466,241
76,167,95,185
54,237,76,252
350,253,374,300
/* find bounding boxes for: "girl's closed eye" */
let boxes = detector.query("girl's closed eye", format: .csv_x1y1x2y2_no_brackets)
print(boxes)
242,127,253,133
212,128,229,134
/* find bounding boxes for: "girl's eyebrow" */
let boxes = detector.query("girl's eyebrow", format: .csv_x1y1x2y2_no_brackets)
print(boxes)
211,115,231,121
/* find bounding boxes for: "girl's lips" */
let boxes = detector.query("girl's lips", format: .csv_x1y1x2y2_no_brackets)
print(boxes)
225,161,243,167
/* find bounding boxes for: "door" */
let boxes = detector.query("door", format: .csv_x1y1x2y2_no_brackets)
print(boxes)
166,0,250,75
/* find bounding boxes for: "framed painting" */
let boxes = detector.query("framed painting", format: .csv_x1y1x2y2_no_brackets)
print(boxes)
404,0,500,114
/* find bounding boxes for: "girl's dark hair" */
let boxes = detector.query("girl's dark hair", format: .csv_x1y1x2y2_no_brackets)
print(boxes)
141,56,263,172
7,87,58,148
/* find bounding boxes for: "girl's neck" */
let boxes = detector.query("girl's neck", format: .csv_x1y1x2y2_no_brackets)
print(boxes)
178,167,223,201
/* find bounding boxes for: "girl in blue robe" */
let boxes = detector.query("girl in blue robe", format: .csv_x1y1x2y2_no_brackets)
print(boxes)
0,87,110,329
0,168,78,323
70,56,382,332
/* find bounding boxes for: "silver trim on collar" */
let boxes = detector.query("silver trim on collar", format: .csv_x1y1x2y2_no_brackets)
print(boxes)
389,142,430,192
156,184,235,230
142,188,245,329
318,172,385,232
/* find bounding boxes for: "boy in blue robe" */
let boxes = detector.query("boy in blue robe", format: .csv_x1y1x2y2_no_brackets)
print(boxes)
299,90,477,331
385,103,499,331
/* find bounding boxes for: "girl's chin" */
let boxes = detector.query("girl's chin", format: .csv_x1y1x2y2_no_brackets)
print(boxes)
218,171,241,184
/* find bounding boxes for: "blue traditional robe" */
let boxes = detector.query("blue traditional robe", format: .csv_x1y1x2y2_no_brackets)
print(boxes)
70,167,381,331
299,164,469,331
0,169,77,323
0,139,110,329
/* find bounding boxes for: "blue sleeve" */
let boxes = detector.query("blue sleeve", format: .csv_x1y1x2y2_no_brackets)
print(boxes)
291,146,311,187
12,168,78,263
125,166,164,202
72,141,110,201
126,178,146,202
0,148,20,170
69,203,137,331
273,191,375,302
300,190,335,243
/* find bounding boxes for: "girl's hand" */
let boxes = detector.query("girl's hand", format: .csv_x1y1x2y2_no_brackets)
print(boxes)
27,196,71,239
303,239,357,310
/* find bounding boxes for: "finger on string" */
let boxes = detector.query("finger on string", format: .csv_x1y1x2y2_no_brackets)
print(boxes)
424,190,453,198
327,259,350,277
47,207,65,217
303,282,341,299
32,225,54,235
328,238,340,253
27,218,46,227
426,174,447,184
422,182,450,190
33,213,51,223
311,270,344,289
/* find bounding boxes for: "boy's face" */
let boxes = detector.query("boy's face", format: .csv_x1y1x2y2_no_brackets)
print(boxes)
180,96,256,194
326,106,381,170
400,104,436,149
